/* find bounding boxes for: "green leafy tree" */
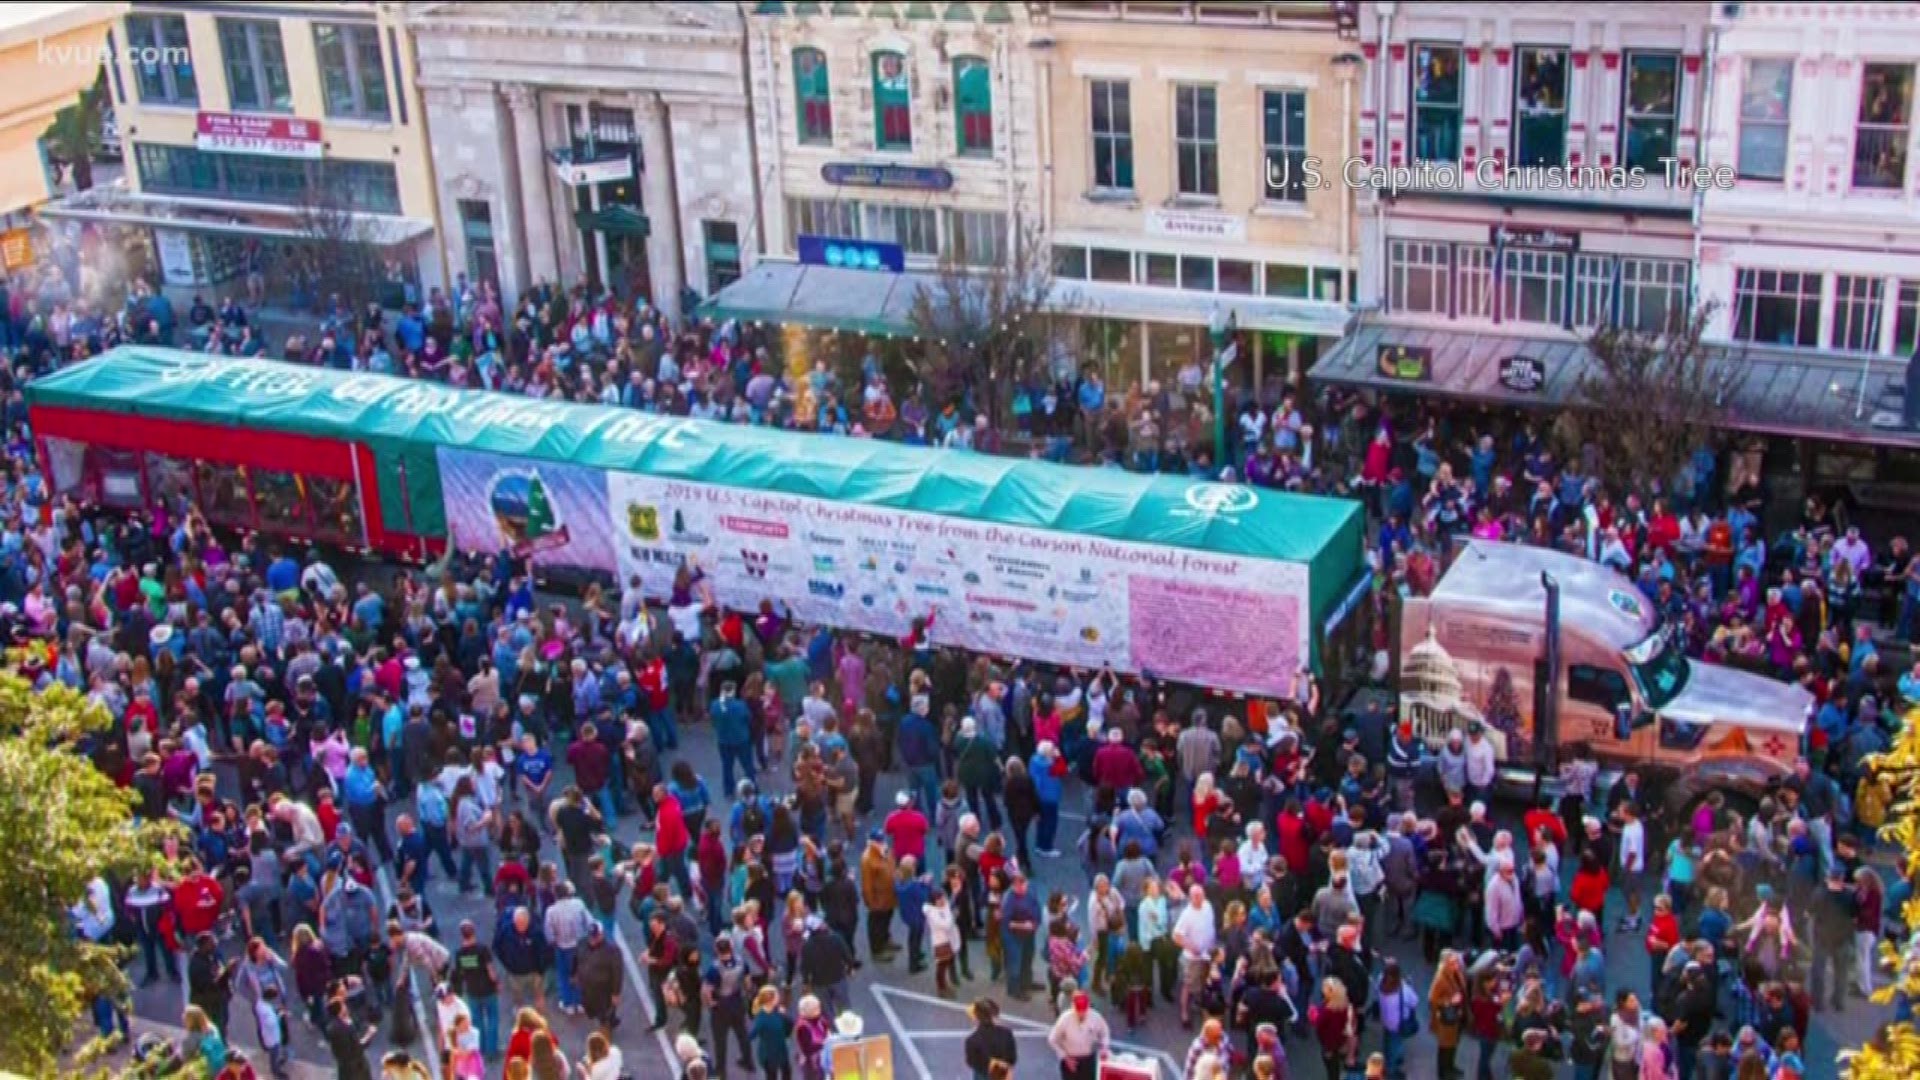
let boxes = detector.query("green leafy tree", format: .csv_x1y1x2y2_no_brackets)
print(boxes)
0,670,167,1075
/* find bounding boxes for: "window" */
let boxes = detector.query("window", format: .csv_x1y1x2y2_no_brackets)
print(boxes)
1568,664,1632,715
1513,47,1569,168
1314,268,1342,302
135,143,400,213
1457,244,1496,320
1090,80,1134,191
1054,245,1089,280
872,51,912,150
1261,89,1307,202
1090,247,1132,283
218,18,292,113
948,209,1005,267
1619,258,1689,334
1174,84,1219,197
1386,241,1447,315
787,197,859,245
1571,254,1614,328
1266,263,1309,298
307,475,363,543
1738,59,1792,181
1897,281,1920,355
1733,268,1821,347
1832,274,1885,352
1855,63,1913,190
1219,259,1256,295
1142,252,1178,288
255,471,310,533
1502,248,1567,325
458,199,496,286
794,47,832,145
1411,43,1463,164
1622,52,1679,174
704,220,743,294
1180,255,1215,292
862,203,938,256
953,56,992,155
313,23,390,121
126,14,196,105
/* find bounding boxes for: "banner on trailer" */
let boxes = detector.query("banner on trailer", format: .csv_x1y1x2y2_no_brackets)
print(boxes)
606,471,1306,695
438,448,619,573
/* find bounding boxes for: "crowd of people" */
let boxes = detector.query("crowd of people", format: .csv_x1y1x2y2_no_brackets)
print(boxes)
7,255,1920,1080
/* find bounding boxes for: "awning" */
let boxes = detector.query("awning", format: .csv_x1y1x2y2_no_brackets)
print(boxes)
1045,279,1353,337
36,183,434,246
1310,319,1920,450
699,260,943,336
572,205,649,237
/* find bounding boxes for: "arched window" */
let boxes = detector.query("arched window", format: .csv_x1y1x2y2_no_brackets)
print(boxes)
871,50,912,150
794,47,832,145
952,56,992,155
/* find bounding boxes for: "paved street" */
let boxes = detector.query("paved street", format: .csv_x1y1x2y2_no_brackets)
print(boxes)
123,701,1893,1080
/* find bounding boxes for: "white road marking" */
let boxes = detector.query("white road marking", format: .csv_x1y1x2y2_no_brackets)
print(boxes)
870,984,1183,1080
869,983,937,1080
609,917,682,1075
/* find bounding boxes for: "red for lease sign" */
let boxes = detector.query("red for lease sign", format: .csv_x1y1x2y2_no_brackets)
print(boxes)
195,112,323,159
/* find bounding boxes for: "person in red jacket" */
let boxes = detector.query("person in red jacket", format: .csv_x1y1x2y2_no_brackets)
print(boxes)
1569,849,1611,923
1644,893,1683,992
652,782,692,900
171,863,226,939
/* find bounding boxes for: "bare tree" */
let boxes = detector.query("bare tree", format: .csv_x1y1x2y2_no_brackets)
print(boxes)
906,215,1056,426
1573,302,1746,492
291,161,388,324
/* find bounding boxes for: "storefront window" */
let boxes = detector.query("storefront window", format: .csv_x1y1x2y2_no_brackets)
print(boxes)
1831,274,1885,352
1385,242,1445,314
1620,258,1688,334
1733,268,1821,347
1080,319,1141,389
1572,254,1614,329
1054,245,1089,280
1147,322,1205,392
1501,248,1567,326
1457,244,1496,320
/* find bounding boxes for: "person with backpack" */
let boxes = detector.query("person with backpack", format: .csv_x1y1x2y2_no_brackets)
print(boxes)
1373,958,1420,1078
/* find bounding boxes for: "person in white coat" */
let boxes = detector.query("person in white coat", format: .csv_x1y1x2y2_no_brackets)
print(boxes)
925,890,962,997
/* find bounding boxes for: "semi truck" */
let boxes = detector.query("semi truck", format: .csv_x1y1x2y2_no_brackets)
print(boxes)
1397,540,1813,810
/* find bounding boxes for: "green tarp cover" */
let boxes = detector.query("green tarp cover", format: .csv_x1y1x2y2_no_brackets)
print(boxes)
27,348,1364,645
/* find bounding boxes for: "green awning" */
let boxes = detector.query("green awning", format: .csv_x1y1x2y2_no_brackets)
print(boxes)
573,205,649,237
697,259,937,337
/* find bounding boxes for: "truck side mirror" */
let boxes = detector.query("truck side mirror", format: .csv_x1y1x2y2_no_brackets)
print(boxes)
1614,704,1634,742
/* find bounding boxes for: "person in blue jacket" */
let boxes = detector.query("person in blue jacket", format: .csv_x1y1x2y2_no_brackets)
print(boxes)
1029,741,1064,858
710,680,755,794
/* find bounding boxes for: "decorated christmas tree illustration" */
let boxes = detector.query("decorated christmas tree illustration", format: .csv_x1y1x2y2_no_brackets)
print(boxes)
1483,666,1528,760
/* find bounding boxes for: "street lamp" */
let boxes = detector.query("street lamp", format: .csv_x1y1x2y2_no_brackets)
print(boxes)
1208,305,1239,473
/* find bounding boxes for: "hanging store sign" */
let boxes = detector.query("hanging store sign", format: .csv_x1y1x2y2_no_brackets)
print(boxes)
0,228,33,272
195,112,323,159
1489,224,1579,251
1497,354,1548,393
1375,342,1433,382
1146,207,1247,243
549,149,634,187
797,234,905,273
820,162,954,191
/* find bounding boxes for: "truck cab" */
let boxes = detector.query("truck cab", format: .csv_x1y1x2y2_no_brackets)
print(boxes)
1398,541,1811,802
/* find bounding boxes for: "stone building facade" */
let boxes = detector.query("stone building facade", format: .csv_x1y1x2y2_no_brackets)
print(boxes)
408,1,756,318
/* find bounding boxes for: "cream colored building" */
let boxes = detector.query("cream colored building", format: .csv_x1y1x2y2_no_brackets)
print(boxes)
409,2,754,319
1036,0,1362,397
0,3,123,220
708,0,1040,336
45,1,440,301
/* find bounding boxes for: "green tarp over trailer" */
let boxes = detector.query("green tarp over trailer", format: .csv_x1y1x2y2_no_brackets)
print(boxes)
26,348,1366,667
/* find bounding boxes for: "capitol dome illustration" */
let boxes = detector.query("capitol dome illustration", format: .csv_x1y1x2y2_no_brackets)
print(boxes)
1402,628,1502,756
